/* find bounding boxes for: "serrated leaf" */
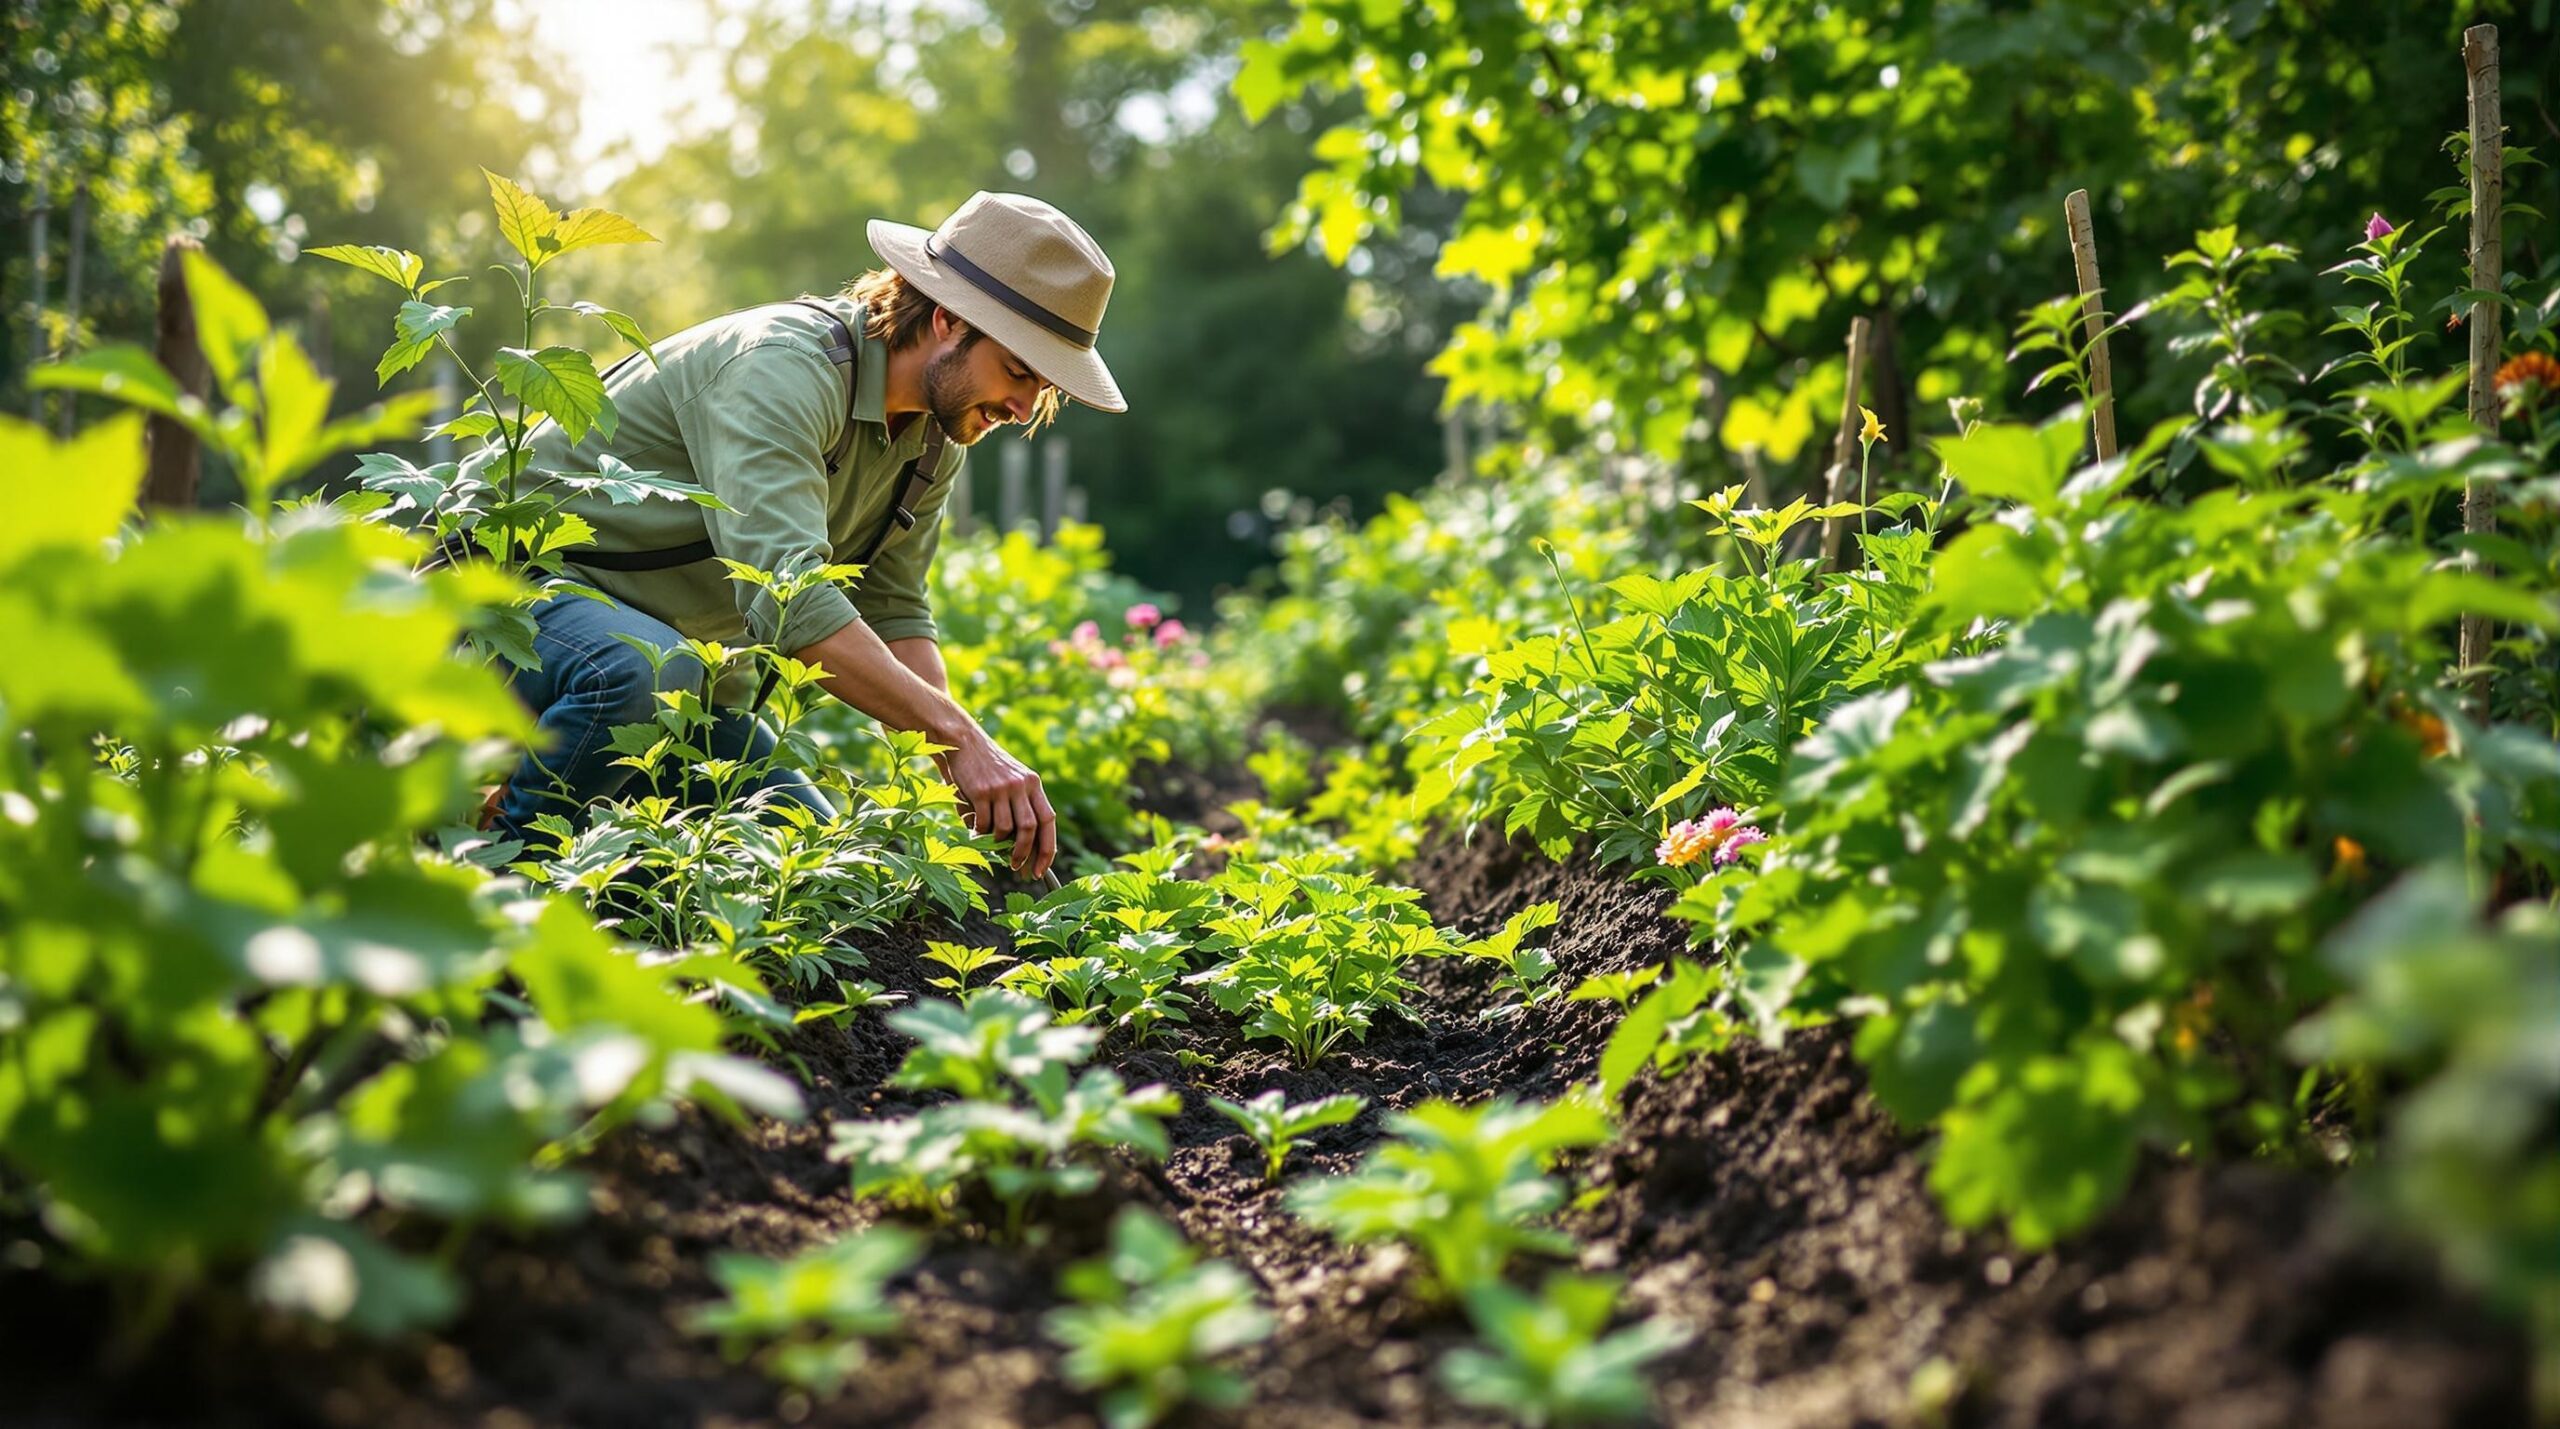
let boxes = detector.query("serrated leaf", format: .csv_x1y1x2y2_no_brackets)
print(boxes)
482,169,561,267
494,346,614,444
305,244,423,292
571,301,659,368
550,209,657,261
377,300,472,386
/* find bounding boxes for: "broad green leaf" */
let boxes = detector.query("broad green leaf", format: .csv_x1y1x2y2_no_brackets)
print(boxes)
304,244,423,292
0,414,147,564
1934,420,2078,511
483,168,561,267
495,346,614,444
28,345,208,428
258,336,337,491
182,249,271,395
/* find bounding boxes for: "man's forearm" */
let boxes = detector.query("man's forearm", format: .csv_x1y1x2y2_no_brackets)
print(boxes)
794,620,973,745
886,636,949,694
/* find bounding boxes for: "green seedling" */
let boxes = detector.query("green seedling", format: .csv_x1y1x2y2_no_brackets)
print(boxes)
1208,1089,1368,1183
687,1227,921,1397
831,993,1180,1239
1566,964,1661,1010
922,940,1014,999
1291,1096,1611,1297
1045,1208,1274,1429
1438,1273,1689,1427
792,978,908,1025
1464,901,1563,1018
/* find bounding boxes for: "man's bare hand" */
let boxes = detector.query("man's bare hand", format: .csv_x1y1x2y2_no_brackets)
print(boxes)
940,729,1057,879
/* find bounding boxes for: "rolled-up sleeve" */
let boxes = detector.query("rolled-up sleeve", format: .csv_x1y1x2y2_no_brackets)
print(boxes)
672,343,863,653
850,443,963,644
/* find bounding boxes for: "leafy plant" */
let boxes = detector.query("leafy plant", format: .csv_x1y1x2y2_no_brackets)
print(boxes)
828,992,1180,1239
2,274,796,1343
687,1227,922,1397
1462,901,1564,1017
1045,1208,1275,1429
1208,1089,1368,1183
1290,1097,1611,1297
922,941,1014,999
2286,866,2560,1387
1439,1274,1690,1428
1188,856,1453,1065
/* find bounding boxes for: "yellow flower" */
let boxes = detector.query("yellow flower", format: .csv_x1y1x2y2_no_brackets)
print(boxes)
1859,406,1885,445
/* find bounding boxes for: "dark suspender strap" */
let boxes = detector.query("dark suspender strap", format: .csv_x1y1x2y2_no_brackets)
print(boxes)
788,298,861,477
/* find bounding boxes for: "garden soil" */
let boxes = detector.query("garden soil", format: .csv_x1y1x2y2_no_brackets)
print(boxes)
1,788,2529,1429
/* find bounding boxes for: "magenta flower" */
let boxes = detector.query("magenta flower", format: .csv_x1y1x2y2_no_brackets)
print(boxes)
1125,602,1163,631
2364,213,2394,242
1153,618,1189,647
1713,826,1768,867
1700,806,1741,837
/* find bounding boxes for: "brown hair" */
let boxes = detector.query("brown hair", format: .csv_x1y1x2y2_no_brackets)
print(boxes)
844,267,1066,433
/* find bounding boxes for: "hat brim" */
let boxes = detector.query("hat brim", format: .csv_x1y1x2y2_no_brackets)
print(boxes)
867,218,1127,415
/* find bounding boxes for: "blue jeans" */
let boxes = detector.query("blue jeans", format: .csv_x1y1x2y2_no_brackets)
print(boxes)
491,589,834,841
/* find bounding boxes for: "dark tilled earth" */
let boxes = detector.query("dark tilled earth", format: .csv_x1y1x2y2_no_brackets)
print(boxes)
0,795,2529,1428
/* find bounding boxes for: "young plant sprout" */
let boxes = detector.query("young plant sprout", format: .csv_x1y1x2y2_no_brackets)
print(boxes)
1208,1089,1369,1183
687,1227,922,1397
1439,1273,1689,1427
1044,1207,1274,1429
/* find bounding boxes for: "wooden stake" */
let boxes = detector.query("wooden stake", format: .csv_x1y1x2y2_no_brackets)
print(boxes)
2064,188,2117,461
2461,23,2504,711
1818,315,1872,571
141,235,208,513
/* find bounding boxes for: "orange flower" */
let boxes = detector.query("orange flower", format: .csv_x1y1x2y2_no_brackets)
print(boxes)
2496,351,2560,410
2395,707,2450,758
2333,835,2369,882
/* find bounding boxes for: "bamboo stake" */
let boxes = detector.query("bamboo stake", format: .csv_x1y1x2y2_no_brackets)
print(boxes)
2460,23,2503,712
2064,188,2117,461
1818,315,1873,570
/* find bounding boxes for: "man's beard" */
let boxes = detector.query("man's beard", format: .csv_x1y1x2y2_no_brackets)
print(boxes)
922,345,992,446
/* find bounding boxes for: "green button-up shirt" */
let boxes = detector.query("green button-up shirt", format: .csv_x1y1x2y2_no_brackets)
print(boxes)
462,295,961,701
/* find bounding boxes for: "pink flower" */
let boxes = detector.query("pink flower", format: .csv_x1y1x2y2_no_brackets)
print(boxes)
1153,619,1188,647
1699,806,1740,838
1125,603,1163,631
1071,619,1102,647
1106,665,1139,690
1093,647,1126,670
2364,213,2394,242
1188,651,1209,669
1713,826,1768,867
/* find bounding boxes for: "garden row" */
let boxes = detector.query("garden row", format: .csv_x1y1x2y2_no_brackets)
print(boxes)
1,167,2555,1423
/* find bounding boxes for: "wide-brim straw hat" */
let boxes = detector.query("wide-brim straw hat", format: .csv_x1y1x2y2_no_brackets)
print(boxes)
868,192,1127,414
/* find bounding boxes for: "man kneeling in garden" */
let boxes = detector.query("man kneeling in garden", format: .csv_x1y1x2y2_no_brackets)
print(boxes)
467,191,1124,880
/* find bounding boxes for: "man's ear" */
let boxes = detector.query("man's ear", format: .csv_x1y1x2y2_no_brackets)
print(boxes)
929,304,971,347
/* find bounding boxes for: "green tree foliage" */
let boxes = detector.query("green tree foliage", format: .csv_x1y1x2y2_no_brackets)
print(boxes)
3,0,559,425
1238,0,2560,479
597,0,1447,609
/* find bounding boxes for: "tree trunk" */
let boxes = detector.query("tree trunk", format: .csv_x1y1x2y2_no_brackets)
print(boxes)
142,236,209,513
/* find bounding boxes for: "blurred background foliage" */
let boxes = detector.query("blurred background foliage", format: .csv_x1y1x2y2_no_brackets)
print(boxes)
6,0,2557,609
